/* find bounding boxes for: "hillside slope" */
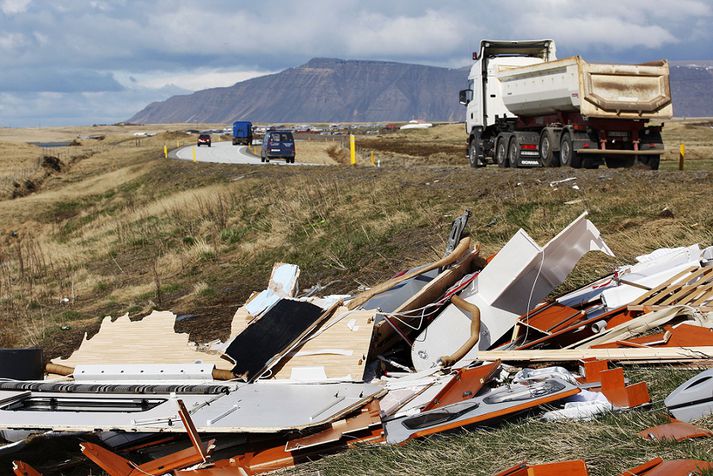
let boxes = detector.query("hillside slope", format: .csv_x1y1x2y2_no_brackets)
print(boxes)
130,58,467,124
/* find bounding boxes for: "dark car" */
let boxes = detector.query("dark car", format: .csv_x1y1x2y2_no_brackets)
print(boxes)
197,134,211,147
261,131,295,163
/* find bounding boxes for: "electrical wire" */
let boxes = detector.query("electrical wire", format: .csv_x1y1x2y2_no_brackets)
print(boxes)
519,248,546,348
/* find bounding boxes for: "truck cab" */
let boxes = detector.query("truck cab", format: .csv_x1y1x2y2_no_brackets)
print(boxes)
460,40,556,167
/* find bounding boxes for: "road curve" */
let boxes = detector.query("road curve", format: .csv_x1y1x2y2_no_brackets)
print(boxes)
172,141,313,166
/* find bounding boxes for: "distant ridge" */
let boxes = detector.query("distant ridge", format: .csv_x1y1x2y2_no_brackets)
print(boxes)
129,58,467,123
129,59,713,123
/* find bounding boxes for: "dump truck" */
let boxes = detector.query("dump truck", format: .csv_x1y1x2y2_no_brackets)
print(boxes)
232,121,253,146
459,40,673,170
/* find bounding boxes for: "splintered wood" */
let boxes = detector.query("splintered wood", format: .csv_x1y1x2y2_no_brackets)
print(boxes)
51,311,233,371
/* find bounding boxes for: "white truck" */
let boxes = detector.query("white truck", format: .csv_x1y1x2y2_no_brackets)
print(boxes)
460,40,673,169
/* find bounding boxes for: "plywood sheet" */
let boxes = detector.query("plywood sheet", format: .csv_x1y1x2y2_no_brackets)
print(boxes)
52,311,232,371
272,307,377,381
225,300,331,381
230,304,254,338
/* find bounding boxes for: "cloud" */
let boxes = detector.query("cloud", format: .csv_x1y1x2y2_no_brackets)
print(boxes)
0,0,711,125
119,68,273,91
1,0,30,15
0,68,123,92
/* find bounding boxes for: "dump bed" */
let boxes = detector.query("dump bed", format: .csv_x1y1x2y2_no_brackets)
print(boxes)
498,56,672,120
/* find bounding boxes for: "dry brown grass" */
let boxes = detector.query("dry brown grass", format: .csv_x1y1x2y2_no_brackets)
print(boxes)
295,140,339,165
0,121,710,354
0,121,711,475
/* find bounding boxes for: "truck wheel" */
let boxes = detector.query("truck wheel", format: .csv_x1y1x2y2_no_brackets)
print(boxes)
646,155,660,170
634,155,660,170
496,137,509,168
560,132,581,168
539,131,559,167
507,137,519,168
467,134,485,168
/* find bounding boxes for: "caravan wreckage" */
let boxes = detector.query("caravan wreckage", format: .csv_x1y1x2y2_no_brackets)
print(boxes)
2,211,713,475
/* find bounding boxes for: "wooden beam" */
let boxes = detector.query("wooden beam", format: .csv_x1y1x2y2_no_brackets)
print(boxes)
475,346,713,363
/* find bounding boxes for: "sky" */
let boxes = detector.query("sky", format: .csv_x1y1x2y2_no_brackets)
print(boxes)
1,0,712,126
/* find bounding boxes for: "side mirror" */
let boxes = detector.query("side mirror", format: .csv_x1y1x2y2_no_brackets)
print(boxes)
459,89,473,106
472,52,479,61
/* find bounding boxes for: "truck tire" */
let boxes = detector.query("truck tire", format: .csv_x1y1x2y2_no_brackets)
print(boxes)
539,130,559,167
496,136,509,168
639,130,663,170
560,132,581,168
507,137,519,168
633,155,660,170
467,132,485,168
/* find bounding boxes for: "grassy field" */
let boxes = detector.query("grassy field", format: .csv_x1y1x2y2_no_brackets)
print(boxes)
0,121,712,475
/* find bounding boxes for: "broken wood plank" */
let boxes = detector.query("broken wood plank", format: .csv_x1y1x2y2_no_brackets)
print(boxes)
629,266,698,306
51,311,233,372
475,346,713,363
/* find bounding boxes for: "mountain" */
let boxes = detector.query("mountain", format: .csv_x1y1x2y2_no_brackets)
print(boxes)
670,63,713,118
129,58,467,124
129,59,713,124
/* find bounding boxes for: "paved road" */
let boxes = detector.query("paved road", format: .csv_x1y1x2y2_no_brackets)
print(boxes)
172,141,308,166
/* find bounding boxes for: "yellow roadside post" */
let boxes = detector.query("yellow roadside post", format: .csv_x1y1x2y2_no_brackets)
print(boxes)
679,144,685,171
163,144,168,159
192,146,197,163
370,151,375,166
349,134,356,166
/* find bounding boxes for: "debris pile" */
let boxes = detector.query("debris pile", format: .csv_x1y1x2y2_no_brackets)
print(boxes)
2,211,713,475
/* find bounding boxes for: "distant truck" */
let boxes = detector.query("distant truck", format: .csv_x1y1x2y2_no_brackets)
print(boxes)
459,40,672,170
232,121,253,146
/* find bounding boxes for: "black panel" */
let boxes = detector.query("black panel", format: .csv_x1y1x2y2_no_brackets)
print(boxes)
225,300,325,381
0,348,43,380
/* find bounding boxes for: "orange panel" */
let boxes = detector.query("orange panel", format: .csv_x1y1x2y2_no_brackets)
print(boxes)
81,439,215,476
619,457,713,475
578,358,609,384
409,387,581,442
639,418,713,442
423,361,501,411
600,368,650,409
494,460,589,476
12,461,43,476
177,427,384,476
520,303,584,334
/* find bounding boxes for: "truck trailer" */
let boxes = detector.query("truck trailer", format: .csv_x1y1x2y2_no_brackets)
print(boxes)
460,40,672,170
232,121,253,146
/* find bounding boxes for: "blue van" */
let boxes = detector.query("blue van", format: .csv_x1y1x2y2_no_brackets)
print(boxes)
261,130,295,164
